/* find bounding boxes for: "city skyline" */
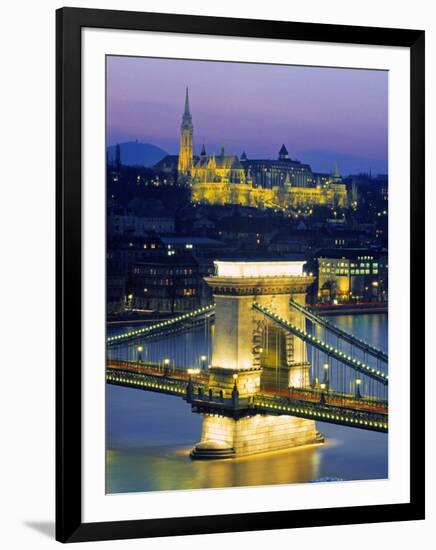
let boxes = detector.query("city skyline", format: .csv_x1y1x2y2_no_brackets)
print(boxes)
107,55,388,175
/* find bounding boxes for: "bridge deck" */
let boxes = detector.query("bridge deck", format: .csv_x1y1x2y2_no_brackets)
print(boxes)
106,360,388,433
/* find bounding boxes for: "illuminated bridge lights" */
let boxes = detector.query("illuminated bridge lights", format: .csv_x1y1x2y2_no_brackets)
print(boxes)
254,397,385,427
289,299,387,361
252,302,388,385
107,303,215,346
107,365,387,433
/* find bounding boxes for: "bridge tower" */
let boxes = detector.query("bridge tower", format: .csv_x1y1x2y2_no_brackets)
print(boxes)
190,260,322,459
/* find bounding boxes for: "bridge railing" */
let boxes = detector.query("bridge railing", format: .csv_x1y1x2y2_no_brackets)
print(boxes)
254,393,388,433
106,366,388,433
107,359,209,382
266,386,387,415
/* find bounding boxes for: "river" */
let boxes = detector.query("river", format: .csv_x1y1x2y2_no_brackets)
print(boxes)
106,313,388,493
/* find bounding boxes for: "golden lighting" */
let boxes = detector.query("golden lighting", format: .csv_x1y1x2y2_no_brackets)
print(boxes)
214,260,305,278
187,368,201,375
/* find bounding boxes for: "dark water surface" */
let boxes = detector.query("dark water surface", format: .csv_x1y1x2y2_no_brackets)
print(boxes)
106,313,388,494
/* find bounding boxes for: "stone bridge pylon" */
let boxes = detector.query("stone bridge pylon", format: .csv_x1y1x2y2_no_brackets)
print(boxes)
190,260,324,459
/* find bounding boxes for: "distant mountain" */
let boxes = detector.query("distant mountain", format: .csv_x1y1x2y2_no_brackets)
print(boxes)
107,141,168,167
294,149,388,178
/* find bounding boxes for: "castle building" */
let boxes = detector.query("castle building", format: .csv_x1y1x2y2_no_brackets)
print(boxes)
158,89,348,209
241,144,316,188
193,144,247,185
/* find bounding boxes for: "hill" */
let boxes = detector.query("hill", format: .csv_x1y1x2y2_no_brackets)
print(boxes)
107,141,168,167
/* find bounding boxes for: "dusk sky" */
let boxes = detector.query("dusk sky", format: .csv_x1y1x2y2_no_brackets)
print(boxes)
107,56,388,176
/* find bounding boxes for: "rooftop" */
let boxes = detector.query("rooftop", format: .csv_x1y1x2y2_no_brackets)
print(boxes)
214,260,306,278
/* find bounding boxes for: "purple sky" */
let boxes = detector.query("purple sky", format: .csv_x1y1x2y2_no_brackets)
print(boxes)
107,56,388,175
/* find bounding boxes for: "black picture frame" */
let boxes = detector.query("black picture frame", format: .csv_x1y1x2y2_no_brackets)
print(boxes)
56,7,425,543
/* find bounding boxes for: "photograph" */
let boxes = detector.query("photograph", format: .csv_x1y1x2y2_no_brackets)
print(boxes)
0,1,429,546
105,55,389,494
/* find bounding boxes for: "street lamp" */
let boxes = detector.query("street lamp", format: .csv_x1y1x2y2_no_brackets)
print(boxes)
355,378,362,399
136,345,143,362
323,363,329,390
200,355,207,371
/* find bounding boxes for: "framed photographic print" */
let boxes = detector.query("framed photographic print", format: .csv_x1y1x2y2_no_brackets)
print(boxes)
56,7,425,543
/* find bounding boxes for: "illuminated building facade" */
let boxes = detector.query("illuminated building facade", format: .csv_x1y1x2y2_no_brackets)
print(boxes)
241,144,315,188
173,89,348,209
317,248,388,303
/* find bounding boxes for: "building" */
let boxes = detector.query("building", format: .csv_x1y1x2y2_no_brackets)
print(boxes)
167,88,348,209
108,200,176,236
241,144,315,188
107,235,165,277
108,213,175,235
127,253,203,313
106,235,166,315
316,248,388,303
107,269,126,314
193,145,246,185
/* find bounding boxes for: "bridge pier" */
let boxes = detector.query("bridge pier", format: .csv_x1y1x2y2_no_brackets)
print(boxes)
191,413,320,459
191,260,322,459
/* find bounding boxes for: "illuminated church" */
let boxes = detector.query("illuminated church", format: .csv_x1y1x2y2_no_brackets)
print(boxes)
162,88,348,209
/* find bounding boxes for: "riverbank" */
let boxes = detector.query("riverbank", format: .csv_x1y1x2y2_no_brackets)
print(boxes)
309,303,388,315
108,301,388,326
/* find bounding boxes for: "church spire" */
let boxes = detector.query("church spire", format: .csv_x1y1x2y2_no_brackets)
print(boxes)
184,87,190,116
178,87,194,177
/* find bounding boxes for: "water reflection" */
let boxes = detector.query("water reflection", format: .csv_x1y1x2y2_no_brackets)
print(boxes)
106,442,322,494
